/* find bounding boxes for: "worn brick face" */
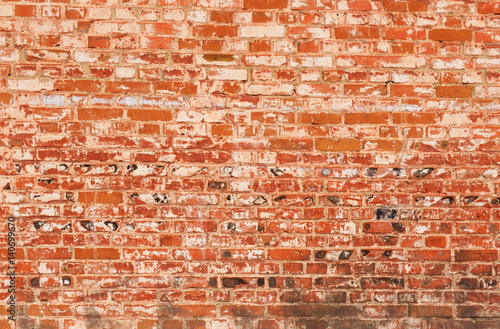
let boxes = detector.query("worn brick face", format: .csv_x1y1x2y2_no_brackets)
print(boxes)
1,1,500,328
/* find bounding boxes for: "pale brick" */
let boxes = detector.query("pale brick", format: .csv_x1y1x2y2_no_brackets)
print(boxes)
7,79,54,91
209,68,248,80
241,25,286,38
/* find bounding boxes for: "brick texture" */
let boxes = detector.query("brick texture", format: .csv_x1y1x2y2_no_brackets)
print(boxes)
1,0,500,328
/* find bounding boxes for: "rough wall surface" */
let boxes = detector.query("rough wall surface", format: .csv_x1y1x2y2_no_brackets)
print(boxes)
1,0,500,328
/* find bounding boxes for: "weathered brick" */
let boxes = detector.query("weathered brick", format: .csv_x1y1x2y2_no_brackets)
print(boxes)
241,25,286,38
436,85,474,98
78,191,123,204
270,138,313,150
477,2,500,14
4,2,500,327
78,108,123,120
409,305,452,318
243,0,288,9
455,250,498,262
153,81,197,94
316,139,362,151
345,112,390,124
193,25,238,37
336,27,380,39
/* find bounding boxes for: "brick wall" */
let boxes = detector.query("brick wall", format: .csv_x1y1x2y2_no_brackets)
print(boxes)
1,0,500,328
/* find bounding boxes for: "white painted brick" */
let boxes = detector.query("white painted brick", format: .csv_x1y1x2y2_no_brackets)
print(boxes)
0,5,14,16
245,83,294,95
89,7,112,19
441,113,473,125
92,22,141,34
0,49,20,62
116,67,136,79
163,10,186,21
186,10,207,22
241,25,285,38
244,55,287,67
7,79,54,91
290,56,333,67
209,68,248,80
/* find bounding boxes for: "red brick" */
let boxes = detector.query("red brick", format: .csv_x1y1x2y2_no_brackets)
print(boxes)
409,305,452,317
345,112,390,124
455,250,498,262
335,27,380,39
243,0,288,9
298,112,341,124
436,85,473,98
221,306,266,317
78,108,123,120
211,11,234,23
104,81,151,93
153,81,197,94
250,40,272,52
425,236,447,248
477,2,500,14
0,93,12,105
408,250,452,262
315,139,362,152
15,5,36,17
54,79,102,92
344,84,388,97
390,85,434,97
127,109,172,121
65,7,87,19
429,29,473,42
270,138,313,150
172,305,216,317
88,36,110,48
78,191,123,204
393,113,437,124
4,1,500,326
408,0,428,11
193,25,238,37
268,249,311,260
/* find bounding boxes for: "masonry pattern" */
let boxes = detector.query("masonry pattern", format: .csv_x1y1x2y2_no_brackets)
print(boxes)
1,0,500,328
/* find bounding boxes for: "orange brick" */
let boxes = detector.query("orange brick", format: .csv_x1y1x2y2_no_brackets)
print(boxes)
298,112,341,124
409,305,452,318
0,93,12,105
88,36,110,48
193,25,238,37
104,81,151,93
344,84,388,97
250,40,272,52
3,0,500,326
55,79,102,92
15,5,36,17
477,2,500,14
243,0,288,9
393,112,437,124
211,124,233,136
95,248,120,259
154,81,197,94
127,109,172,121
345,112,391,124
336,27,380,39
315,139,362,151
436,85,474,98
78,108,123,120
78,191,123,204
429,29,473,42
211,11,233,23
